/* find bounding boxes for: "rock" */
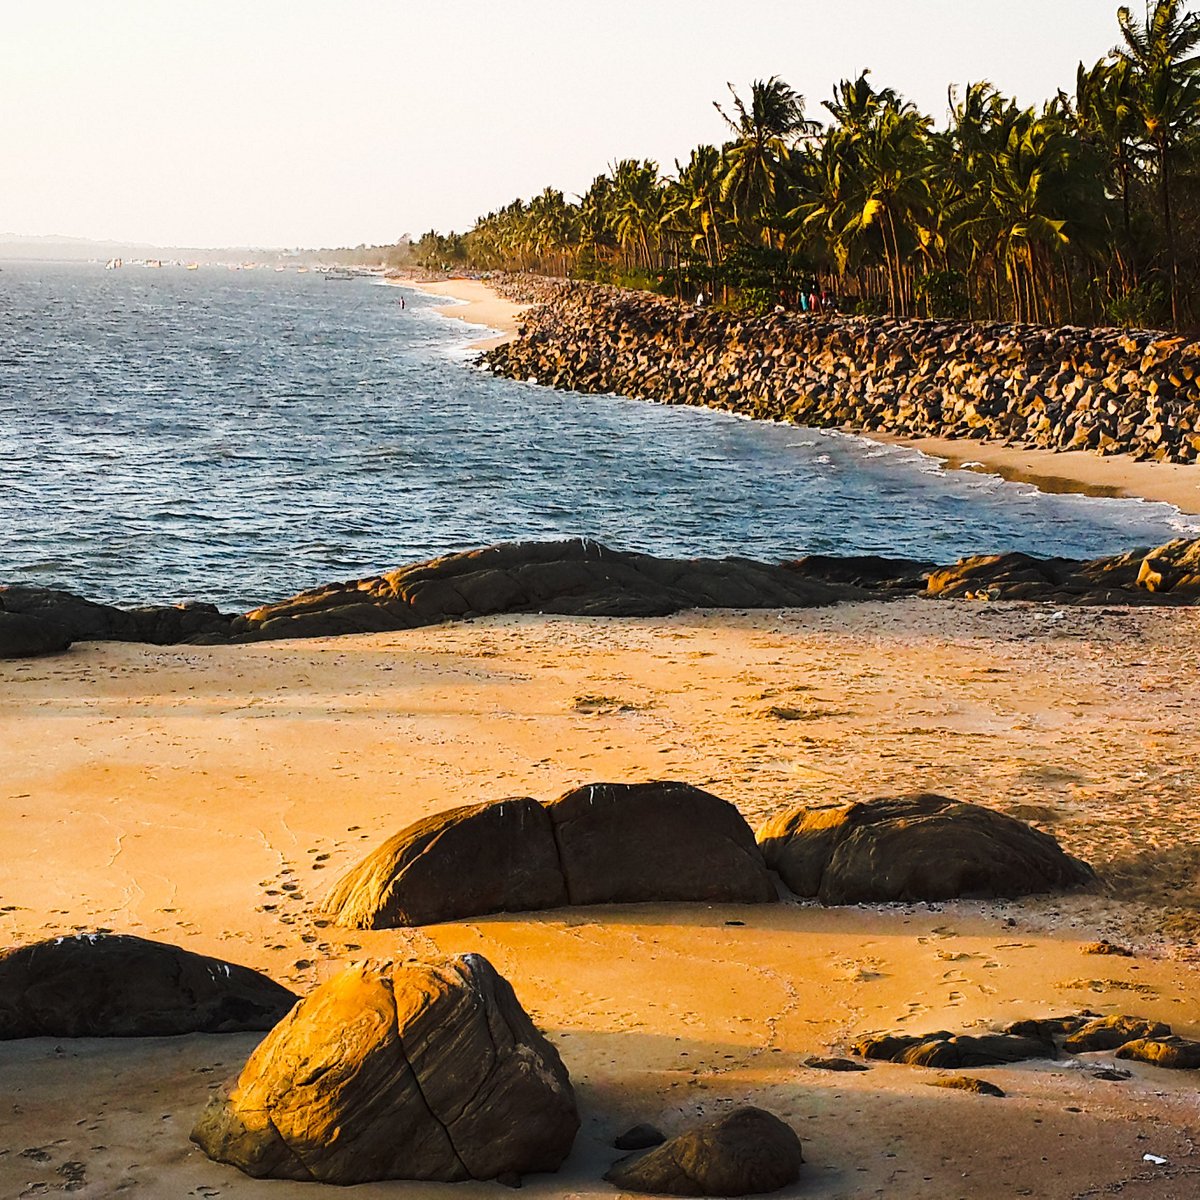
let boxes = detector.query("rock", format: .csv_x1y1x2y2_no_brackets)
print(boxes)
321,797,567,929
0,934,296,1037
545,781,775,906
1063,1015,1172,1053
604,1107,803,1197
1082,940,1134,957
928,1076,1006,1097
0,611,72,659
191,954,579,1184
1115,1036,1200,1069
323,781,774,928
804,1056,869,1072
1005,1015,1094,1040
852,1031,1052,1068
757,794,1095,904
614,1124,667,1151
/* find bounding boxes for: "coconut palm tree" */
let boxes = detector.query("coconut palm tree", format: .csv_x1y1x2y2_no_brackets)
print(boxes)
715,77,819,247
1115,0,1200,321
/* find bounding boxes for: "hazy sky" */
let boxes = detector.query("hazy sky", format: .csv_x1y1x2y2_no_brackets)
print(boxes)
2,1,1126,248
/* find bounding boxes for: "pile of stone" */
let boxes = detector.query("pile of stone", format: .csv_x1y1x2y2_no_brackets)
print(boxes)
485,282,1200,463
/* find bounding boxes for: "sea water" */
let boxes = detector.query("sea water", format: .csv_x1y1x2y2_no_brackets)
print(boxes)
1,261,1195,610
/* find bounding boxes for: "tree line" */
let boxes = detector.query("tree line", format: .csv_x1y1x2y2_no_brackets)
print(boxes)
412,1,1200,330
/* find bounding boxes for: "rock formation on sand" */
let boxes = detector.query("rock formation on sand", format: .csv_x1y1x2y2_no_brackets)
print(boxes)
857,1012,1196,1071
756,793,1095,904
8,536,1200,660
603,1107,804,1197
191,954,579,1185
6,535,1200,658
0,611,73,659
0,934,297,1037
323,782,776,929
853,1031,1053,1068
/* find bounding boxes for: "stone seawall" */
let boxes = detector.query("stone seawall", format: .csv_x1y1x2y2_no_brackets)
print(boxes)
483,284,1200,464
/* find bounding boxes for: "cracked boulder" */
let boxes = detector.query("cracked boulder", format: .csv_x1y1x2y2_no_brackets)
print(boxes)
321,797,567,929
322,781,775,928
757,794,1094,904
190,953,579,1185
0,934,297,1037
604,1106,803,1196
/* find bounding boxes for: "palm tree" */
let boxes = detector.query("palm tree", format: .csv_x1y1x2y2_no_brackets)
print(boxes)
1115,0,1200,322
714,77,818,247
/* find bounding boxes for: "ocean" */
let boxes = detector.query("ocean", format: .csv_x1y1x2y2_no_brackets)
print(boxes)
2,261,1194,610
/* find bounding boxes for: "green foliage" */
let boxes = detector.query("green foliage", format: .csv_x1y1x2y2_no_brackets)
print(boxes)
915,270,970,317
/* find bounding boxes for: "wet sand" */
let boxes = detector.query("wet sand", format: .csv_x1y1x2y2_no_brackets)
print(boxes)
4,601,1200,1197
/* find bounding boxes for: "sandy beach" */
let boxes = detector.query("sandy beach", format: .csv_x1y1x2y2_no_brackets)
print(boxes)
4,600,1200,1197
384,276,526,350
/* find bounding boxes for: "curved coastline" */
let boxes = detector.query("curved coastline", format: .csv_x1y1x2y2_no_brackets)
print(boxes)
470,276,1200,520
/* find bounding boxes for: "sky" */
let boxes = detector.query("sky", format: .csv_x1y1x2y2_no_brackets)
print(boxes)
1,1,1128,249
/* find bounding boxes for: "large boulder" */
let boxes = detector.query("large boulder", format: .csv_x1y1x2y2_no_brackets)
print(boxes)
604,1107,804,1196
0,934,297,1037
323,781,776,928
546,782,776,906
757,794,1095,904
191,954,579,1185
321,797,567,929
0,611,71,659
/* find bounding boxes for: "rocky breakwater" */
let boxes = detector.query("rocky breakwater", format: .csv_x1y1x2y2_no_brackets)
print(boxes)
484,283,1200,463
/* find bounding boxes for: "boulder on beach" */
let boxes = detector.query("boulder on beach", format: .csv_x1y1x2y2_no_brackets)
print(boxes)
545,781,776,906
0,934,297,1038
323,781,776,928
321,797,567,929
1115,1035,1200,1069
603,1106,804,1197
929,1075,1005,1097
852,1031,1053,1068
1062,1015,1172,1053
0,611,72,659
757,793,1095,904
191,953,579,1185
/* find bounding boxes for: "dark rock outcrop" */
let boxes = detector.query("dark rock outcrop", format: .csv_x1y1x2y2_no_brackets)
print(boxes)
0,611,72,659
8,535,1200,657
191,954,579,1184
604,1107,804,1197
757,794,1095,904
0,584,234,645
853,1031,1053,1068
321,797,567,929
323,781,776,928
0,934,297,1037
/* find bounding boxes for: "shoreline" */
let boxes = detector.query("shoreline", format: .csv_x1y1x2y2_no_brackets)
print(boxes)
382,274,526,349
867,430,1200,517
